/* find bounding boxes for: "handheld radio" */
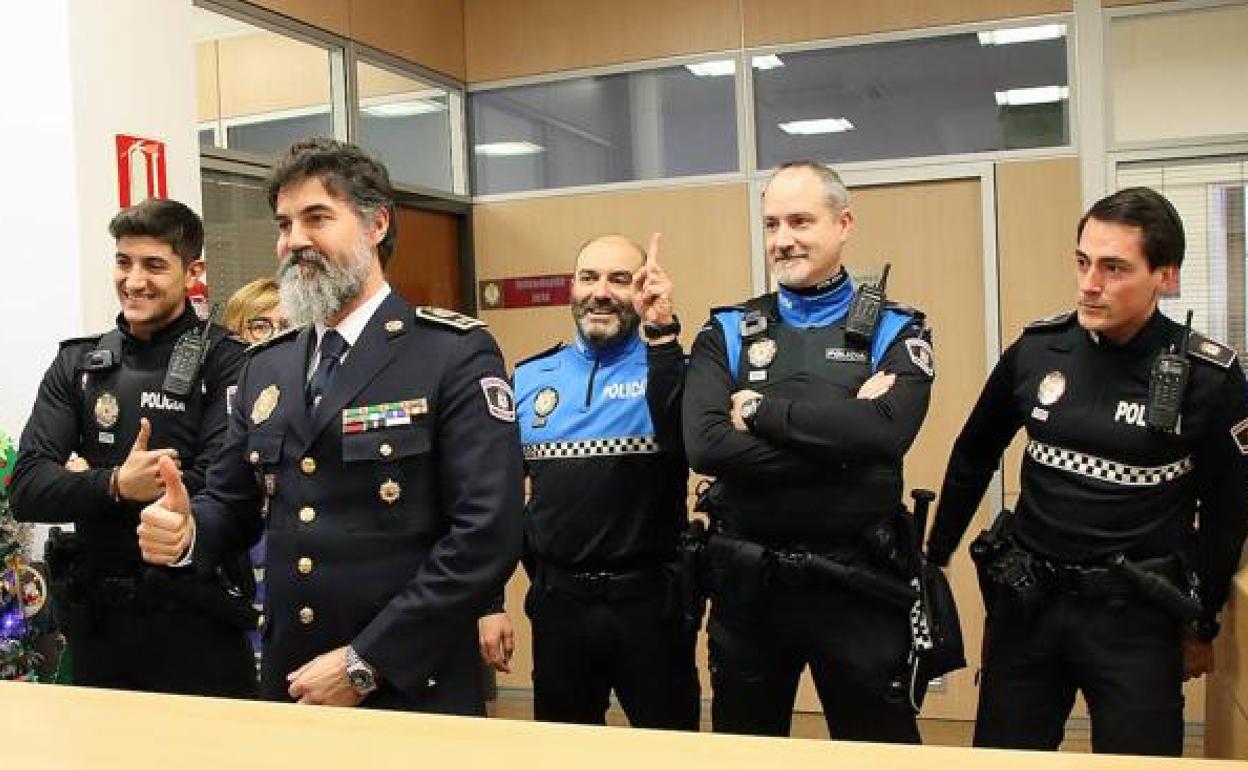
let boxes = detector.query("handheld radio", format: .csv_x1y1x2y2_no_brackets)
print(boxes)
845,262,891,345
163,304,219,397
1145,309,1192,433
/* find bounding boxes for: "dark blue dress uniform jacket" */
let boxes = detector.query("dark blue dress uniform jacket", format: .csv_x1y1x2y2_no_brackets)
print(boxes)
190,291,523,712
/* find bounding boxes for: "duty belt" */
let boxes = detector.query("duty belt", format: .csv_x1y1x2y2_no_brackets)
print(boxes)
1040,554,1182,599
535,561,668,601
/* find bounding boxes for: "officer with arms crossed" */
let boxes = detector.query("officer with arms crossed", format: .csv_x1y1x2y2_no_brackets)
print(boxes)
478,234,699,729
927,187,1248,756
683,160,934,741
137,138,523,714
11,198,254,696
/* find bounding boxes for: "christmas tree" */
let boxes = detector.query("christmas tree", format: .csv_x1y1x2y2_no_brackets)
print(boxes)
0,427,49,681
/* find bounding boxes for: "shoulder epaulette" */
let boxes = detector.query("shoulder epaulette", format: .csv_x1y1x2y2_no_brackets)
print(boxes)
414,306,487,332
1187,332,1237,369
884,301,926,322
245,325,300,355
515,341,566,369
59,333,103,350
1024,310,1077,334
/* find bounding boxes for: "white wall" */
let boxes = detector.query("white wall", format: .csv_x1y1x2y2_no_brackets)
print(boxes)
0,0,201,446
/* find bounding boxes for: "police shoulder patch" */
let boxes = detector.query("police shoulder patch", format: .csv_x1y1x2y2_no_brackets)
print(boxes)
245,325,301,355
1024,310,1077,334
1230,417,1248,455
414,306,487,332
479,376,516,422
1187,332,1237,370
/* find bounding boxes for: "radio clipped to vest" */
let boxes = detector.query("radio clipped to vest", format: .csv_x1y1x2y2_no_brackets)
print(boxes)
163,304,219,398
845,262,891,346
1145,309,1192,434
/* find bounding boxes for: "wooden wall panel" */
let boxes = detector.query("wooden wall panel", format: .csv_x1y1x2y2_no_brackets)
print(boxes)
1209,572,1248,758
464,0,741,83
196,43,219,123
743,0,1070,48
212,33,332,118
350,0,466,81
246,0,350,36
473,182,752,691
386,207,462,311
995,158,1081,502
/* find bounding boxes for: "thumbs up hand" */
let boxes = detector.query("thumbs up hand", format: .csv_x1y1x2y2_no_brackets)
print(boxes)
138,456,195,565
116,417,181,502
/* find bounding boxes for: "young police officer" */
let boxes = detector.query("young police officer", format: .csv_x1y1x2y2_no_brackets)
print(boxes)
479,234,699,729
11,199,255,696
683,161,935,741
928,187,1248,755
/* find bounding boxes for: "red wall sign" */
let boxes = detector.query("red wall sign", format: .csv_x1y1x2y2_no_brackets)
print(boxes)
479,274,573,310
116,134,168,208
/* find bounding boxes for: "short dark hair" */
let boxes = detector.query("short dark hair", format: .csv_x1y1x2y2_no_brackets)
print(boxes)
108,198,204,264
1077,187,1185,270
266,137,398,264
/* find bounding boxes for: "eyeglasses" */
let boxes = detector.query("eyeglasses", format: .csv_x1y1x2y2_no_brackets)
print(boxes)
245,317,290,341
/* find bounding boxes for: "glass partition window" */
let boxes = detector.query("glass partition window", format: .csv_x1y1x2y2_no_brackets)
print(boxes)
357,61,455,192
194,6,338,158
201,170,279,306
753,23,1070,168
1118,158,1248,356
470,62,739,195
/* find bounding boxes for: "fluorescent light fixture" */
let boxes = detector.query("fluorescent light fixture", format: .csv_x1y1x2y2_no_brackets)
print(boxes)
362,100,446,118
685,59,736,77
778,118,855,135
994,85,1069,107
751,54,784,70
474,141,545,157
978,24,1066,46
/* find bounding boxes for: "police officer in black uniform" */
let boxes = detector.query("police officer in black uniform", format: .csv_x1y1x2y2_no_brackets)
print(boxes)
138,138,523,715
478,234,699,729
10,198,255,696
927,187,1248,756
683,160,934,741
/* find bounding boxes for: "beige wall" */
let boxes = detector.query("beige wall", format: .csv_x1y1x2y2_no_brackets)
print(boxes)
465,0,740,82
241,0,465,79
1208,571,1248,758
742,0,1071,48
1109,4,1248,145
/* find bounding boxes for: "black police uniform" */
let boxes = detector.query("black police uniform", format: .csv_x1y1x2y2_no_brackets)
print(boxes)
513,332,698,729
927,309,1248,756
189,290,523,714
683,271,934,741
10,305,255,696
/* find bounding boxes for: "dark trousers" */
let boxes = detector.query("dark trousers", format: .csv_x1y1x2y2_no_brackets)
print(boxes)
707,585,919,742
974,594,1185,756
525,585,700,729
68,602,255,698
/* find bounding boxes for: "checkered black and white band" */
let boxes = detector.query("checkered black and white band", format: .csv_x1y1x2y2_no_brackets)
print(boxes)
524,436,659,460
1026,439,1193,487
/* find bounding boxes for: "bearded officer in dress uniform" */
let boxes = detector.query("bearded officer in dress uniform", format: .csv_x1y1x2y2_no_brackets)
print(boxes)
137,138,523,714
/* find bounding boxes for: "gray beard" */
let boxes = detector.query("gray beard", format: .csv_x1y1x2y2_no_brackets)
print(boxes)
277,240,372,327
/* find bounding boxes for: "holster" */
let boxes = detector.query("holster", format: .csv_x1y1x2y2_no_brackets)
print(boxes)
970,510,1049,619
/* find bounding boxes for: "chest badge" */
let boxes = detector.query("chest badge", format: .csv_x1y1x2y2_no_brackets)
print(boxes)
94,392,120,429
533,387,559,428
747,338,777,368
252,385,280,425
379,478,402,505
1037,371,1066,406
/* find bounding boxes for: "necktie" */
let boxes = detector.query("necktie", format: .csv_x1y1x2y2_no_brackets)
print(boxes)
306,329,348,412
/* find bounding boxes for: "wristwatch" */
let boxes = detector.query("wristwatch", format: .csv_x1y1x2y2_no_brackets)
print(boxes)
739,395,763,430
642,315,681,340
345,646,379,696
